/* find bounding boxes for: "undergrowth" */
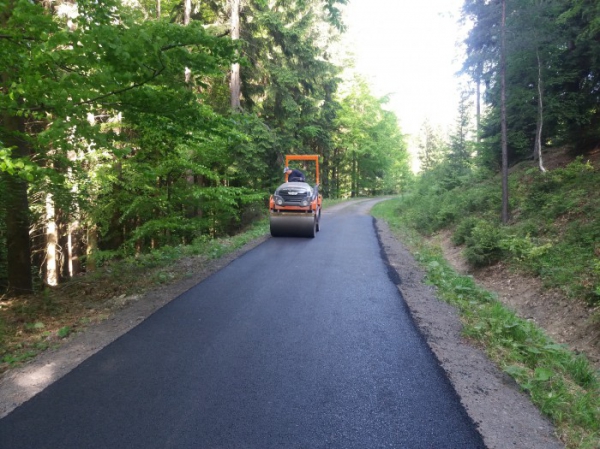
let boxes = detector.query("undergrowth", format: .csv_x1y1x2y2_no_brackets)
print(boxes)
398,157,600,303
373,198,600,449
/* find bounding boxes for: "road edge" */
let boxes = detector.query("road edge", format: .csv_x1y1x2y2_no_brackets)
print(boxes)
0,235,270,419
374,218,564,449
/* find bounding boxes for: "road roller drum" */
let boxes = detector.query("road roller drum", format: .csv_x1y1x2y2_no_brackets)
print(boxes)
270,212,317,238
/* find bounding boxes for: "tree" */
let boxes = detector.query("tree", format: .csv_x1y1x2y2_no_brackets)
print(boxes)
501,0,509,223
463,0,600,163
508,0,567,171
334,77,408,197
230,0,241,111
445,88,475,185
557,0,600,149
0,0,236,293
417,119,445,172
195,0,346,191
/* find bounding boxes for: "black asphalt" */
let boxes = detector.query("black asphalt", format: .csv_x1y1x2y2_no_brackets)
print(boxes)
0,200,485,448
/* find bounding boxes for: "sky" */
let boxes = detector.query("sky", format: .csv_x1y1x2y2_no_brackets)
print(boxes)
340,0,468,142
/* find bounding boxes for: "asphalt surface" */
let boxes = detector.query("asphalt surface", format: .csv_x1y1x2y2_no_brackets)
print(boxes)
0,200,485,449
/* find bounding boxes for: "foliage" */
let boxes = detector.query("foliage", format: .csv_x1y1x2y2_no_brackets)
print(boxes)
462,219,505,266
462,0,600,162
417,119,445,172
334,77,410,198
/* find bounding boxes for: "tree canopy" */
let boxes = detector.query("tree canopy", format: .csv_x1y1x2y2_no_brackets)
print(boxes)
462,0,600,168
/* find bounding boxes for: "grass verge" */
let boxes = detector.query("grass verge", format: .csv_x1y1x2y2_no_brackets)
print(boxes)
372,198,600,449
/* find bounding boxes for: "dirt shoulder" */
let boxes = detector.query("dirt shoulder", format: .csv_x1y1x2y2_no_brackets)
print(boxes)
0,201,565,449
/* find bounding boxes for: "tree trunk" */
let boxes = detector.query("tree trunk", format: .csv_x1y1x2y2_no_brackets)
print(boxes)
534,50,546,173
1,0,33,295
355,159,359,197
184,0,192,84
86,225,98,272
65,163,82,277
58,209,69,282
1,116,33,295
184,0,191,25
333,147,339,198
230,0,241,111
476,62,482,143
45,194,58,286
500,0,509,224
351,155,357,198
68,221,83,277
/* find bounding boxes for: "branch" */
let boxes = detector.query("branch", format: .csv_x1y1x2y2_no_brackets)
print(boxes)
0,34,37,41
160,42,198,51
76,41,191,106
72,66,166,108
6,41,194,113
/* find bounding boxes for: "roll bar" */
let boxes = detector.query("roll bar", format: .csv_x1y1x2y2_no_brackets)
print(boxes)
284,154,320,185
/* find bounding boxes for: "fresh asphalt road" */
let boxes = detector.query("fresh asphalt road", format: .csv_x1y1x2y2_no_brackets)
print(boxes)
0,199,485,449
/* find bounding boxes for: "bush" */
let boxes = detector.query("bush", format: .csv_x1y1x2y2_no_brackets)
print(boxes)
463,220,504,267
452,216,479,245
499,234,553,263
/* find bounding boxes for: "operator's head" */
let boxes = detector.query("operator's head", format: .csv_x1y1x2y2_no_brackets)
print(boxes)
284,167,292,174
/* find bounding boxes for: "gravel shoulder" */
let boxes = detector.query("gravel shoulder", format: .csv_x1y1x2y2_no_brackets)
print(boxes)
0,199,564,449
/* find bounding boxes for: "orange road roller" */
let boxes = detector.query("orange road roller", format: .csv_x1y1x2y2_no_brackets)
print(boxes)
269,155,322,238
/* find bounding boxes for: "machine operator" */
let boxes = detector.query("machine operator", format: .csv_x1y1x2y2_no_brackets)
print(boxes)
284,167,305,182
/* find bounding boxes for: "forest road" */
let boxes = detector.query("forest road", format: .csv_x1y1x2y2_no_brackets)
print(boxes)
0,199,486,449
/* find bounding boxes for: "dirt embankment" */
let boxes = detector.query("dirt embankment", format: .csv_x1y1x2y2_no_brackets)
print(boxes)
433,230,600,371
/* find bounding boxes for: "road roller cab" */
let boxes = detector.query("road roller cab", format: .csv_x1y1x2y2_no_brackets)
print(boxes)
269,155,322,238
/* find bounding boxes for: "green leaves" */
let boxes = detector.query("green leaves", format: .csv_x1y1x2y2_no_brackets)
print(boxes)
0,149,39,182
334,76,409,197
57,326,72,339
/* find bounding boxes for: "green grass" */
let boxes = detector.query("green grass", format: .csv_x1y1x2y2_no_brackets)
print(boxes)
100,217,270,269
373,198,600,449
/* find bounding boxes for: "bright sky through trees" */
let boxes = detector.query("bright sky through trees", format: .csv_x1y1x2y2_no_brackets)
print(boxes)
342,0,467,139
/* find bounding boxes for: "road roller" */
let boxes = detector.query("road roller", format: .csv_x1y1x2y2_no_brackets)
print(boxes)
269,155,322,238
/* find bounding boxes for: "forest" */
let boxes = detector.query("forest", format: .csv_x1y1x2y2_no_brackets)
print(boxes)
2,0,599,309
1,0,411,296
411,0,600,304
